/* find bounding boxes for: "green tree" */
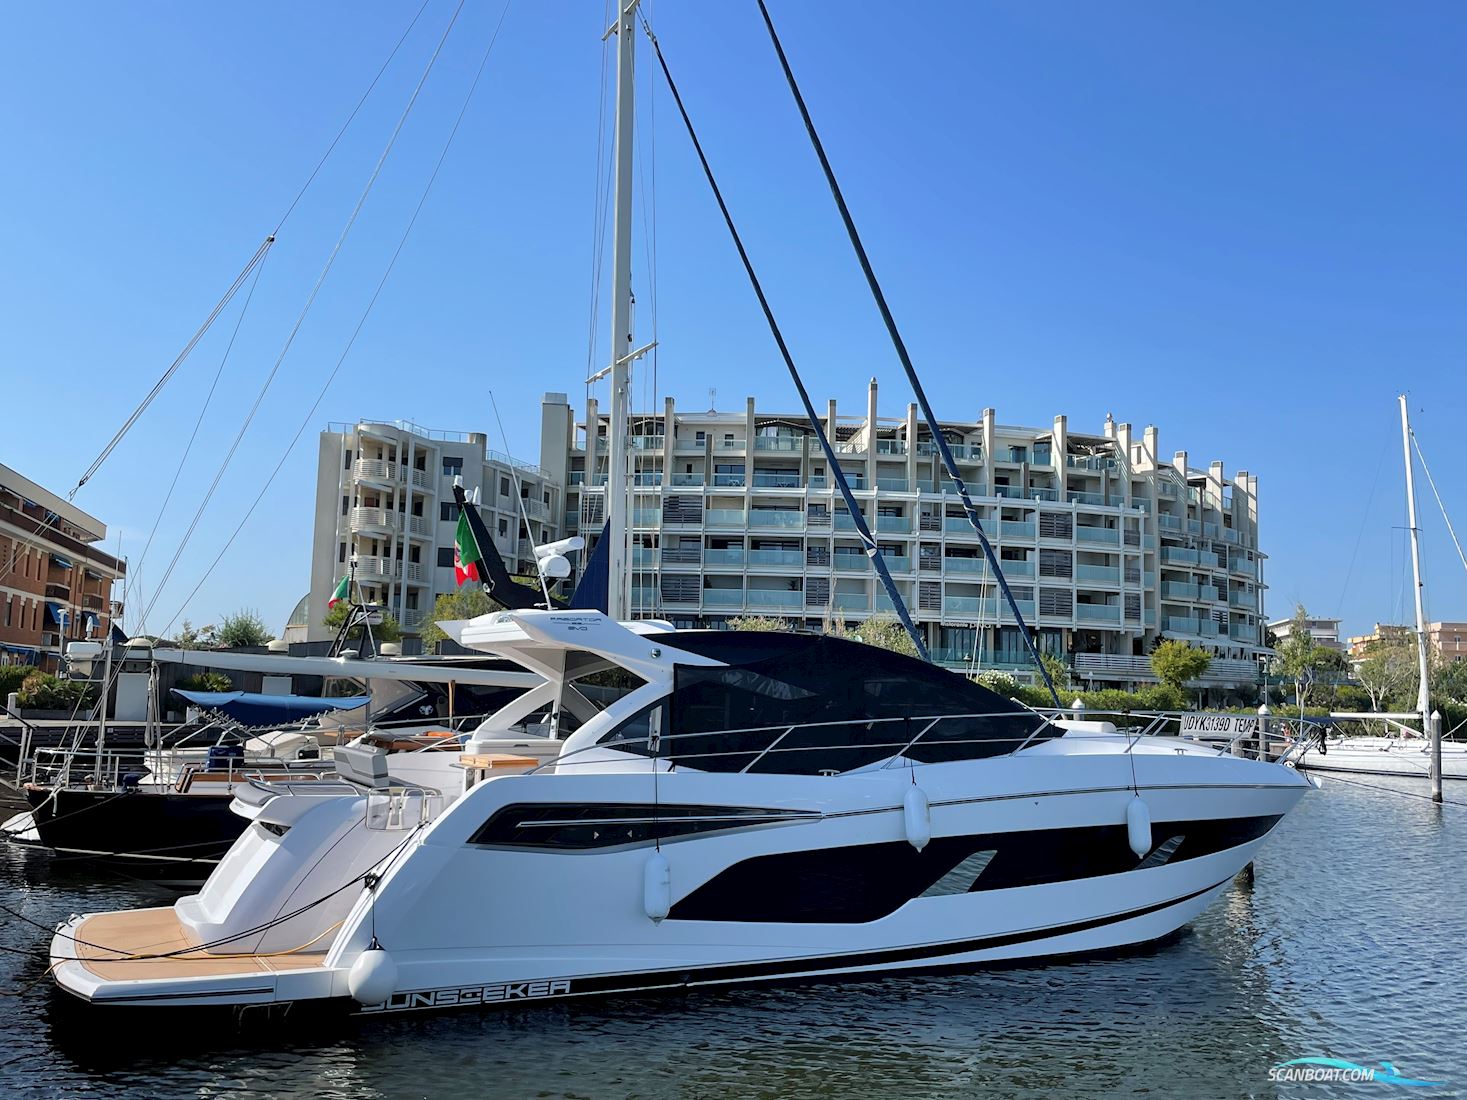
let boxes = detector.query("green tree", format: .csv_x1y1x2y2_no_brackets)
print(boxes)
1150,639,1212,701
173,619,209,649
728,615,791,633
16,671,95,711
0,665,31,700
213,609,275,648
1038,652,1072,693
1270,604,1341,709
828,615,920,659
178,671,232,693
322,603,402,644
1434,658,1467,707
419,588,495,649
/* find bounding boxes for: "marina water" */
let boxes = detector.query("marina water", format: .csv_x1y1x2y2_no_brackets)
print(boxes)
2,774,1462,1099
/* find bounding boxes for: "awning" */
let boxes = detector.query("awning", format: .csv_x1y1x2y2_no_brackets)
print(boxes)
50,554,74,570
171,689,371,727
45,602,66,625
84,568,105,582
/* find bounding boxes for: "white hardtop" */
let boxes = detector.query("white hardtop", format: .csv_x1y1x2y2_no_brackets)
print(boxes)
439,609,722,685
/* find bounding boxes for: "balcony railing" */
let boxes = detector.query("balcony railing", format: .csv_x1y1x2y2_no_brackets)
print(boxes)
1000,520,1035,539
1076,526,1119,545
875,477,910,492
669,472,704,487
629,435,665,450
1075,564,1119,584
748,549,803,567
702,589,744,607
751,473,801,488
1076,603,1121,623
942,556,988,574
704,549,745,566
753,436,802,451
833,593,869,611
876,515,910,533
712,473,746,488
750,510,804,528
874,439,908,455
705,509,746,525
1067,490,1105,506
746,589,804,608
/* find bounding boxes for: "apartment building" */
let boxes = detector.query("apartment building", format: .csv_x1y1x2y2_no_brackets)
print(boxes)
1348,621,1467,664
1268,615,1345,654
308,420,561,643
540,382,1268,690
0,463,125,671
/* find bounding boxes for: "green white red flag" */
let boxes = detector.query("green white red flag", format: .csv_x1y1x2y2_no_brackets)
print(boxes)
327,575,350,609
454,510,484,586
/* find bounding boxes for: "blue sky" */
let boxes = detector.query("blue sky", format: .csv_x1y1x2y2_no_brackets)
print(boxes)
2,1,1464,640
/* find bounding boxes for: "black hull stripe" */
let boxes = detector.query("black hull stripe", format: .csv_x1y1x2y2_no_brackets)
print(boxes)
359,872,1237,1013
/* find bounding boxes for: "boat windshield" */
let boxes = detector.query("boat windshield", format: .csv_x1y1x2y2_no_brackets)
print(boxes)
598,633,1051,774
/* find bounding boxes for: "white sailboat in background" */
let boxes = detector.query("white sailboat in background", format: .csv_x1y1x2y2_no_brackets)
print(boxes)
1299,395,1466,783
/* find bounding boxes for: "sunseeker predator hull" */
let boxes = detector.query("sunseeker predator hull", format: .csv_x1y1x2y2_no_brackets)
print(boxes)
49,613,1311,1015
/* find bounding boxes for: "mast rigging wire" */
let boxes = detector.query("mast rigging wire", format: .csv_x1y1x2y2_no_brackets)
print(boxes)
640,19,930,662
138,0,470,638
67,0,436,502
751,0,1058,704
158,0,512,639
1411,431,1467,582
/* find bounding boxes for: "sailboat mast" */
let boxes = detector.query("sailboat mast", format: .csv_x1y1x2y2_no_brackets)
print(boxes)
604,0,639,622
1399,394,1432,724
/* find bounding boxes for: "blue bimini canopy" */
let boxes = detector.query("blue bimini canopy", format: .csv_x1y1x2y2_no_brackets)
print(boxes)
171,689,370,727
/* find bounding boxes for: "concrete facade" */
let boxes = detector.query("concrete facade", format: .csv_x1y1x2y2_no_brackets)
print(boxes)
307,420,561,642
543,381,1267,689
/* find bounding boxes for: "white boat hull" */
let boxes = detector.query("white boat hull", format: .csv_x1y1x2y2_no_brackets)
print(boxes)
1298,738,1467,781
50,741,1307,1012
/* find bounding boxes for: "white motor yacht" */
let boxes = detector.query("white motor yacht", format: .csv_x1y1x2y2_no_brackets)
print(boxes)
50,609,1311,1014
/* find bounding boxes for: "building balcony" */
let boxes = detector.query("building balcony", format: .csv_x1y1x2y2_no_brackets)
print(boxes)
749,510,803,529
751,473,801,488
633,507,662,526
748,549,803,568
942,556,988,575
1000,520,1036,539
705,509,747,526
701,588,744,608
746,589,803,609
631,473,663,487
712,473,746,488
717,438,747,451
1075,564,1120,585
703,549,746,566
832,593,869,611
669,473,704,487
1076,603,1121,623
875,477,910,492
753,436,802,452
353,458,399,484
629,435,665,450
876,515,910,533
874,439,908,455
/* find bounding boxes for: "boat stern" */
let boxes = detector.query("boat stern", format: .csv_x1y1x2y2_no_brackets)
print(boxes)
49,907,344,1009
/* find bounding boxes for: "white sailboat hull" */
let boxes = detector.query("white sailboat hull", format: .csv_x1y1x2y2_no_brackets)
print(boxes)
1298,738,1467,781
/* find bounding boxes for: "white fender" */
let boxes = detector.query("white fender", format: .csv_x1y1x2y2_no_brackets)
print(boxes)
643,851,671,922
1126,794,1152,859
903,784,931,852
348,945,398,1006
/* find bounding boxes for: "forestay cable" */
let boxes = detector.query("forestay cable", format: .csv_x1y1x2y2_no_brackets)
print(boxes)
159,0,513,637
753,0,1058,703
139,0,470,637
641,19,929,661
67,0,436,501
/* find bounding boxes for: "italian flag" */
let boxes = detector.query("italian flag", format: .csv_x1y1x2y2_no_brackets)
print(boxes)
327,575,350,609
454,510,483,586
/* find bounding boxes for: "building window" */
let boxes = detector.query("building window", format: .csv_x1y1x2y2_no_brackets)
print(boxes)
442,456,463,477
344,449,353,469
440,502,460,522
341,495,349,516
500,477,511,498
339,542,347,564
437,547,455,568
498,518,509,537
3,596,10,628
